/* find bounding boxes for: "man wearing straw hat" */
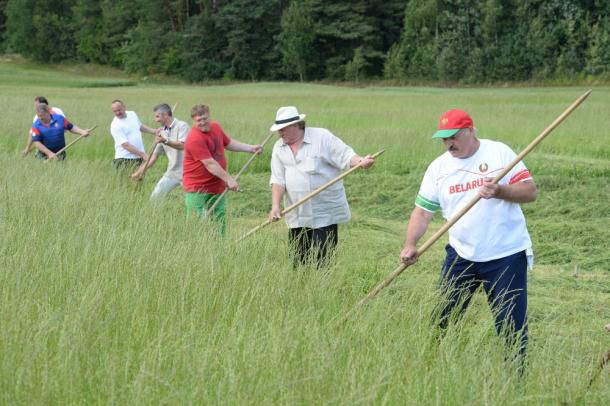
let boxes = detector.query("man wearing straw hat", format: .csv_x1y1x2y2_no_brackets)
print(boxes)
268,106,375,269
399,109,537,363
131,103,190,199
183,104,262,235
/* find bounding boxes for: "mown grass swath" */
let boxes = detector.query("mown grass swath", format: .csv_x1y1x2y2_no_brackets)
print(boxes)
0,63,608,404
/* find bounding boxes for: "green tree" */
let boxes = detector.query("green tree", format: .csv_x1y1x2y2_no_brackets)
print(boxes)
5,0,39,57
99,0,138,67
215,0,283,80
0,0,8,50
344,46,366,82
277,1,317,81
391,0,439,81
435,0,480,82
72,0,105,63
587,17,610,77
179,1,228,81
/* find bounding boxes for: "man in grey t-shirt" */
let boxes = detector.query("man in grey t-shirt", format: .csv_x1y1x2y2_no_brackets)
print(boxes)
132,103,189,199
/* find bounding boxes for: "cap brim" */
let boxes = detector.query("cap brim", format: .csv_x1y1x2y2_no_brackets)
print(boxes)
432,128,461,139
270,114,306,132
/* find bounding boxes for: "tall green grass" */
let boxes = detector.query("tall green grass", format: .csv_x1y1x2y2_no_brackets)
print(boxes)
0,62,608,403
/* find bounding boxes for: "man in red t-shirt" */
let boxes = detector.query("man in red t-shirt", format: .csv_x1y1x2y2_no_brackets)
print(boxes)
183,104,262,235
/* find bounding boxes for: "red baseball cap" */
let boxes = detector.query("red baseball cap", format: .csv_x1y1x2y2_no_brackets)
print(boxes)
432,109,474,139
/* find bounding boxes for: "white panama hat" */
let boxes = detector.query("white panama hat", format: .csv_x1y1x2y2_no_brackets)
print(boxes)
270,106,306,132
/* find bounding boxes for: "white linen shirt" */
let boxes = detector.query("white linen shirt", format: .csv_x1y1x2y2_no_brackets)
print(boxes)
270,127,356,229
153,118,189,180
110,111,145,159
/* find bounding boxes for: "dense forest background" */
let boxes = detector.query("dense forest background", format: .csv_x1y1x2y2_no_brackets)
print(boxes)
1,0,608,83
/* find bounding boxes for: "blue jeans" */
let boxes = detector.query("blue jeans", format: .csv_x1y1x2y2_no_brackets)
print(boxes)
437,245,528,359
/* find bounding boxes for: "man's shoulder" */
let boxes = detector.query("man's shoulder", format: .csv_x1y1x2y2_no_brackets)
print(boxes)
209,121,224,133
50,113,65,121
305,127,338,145
427,151,453,171
480,138,511,150
306,127,332,137
185,127,202,142
175,118,189,129
49,107,65,116
480,138,515,158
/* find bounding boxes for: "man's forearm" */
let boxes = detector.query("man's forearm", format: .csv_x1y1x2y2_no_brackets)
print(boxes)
24,132,33,150
140,125,158,135
122,143,146,159
70,126,88,137
226,140,254,153
203,159,232,183
166,139,184,150
271,183,285,209
404,207,434,248
33,141,54,157
144,153,159,169
497,181,537,203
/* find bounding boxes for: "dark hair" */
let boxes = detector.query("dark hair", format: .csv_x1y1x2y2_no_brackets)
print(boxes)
153,103,172,116
297,121,306,130
191,104,210,118
34,96,49,105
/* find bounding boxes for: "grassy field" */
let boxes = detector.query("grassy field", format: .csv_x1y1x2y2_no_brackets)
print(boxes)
0,60,609,404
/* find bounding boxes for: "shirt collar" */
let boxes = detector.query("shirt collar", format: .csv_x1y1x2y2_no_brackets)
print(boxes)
164,119,176,131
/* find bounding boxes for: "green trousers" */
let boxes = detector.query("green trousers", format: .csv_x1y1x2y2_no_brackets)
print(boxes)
184,192,227,236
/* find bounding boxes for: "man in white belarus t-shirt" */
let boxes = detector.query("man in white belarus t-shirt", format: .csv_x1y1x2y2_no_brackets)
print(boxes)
399,109,537,364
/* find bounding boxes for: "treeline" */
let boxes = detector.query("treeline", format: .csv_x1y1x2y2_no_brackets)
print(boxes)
1,0,609,83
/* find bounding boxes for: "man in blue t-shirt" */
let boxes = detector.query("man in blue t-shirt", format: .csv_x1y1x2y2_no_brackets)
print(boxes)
31,104,91,160
23,96,66,157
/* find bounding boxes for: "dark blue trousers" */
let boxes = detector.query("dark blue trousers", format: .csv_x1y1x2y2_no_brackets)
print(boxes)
437,245,528,358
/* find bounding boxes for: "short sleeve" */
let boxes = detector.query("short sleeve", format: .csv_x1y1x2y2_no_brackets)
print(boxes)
218,125,231,146
322,130,355,170
63,117,73,130
498,143,532,185
269,143,286,187
507,155,532,184
110,123,127,144
177,122,189,142
414,164,441,213
31,126,41,142
134,113,142,128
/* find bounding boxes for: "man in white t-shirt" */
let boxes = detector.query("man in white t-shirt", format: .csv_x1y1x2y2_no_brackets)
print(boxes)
23,96,65,157
399,109,537,366
268,106,376,269
110,100,159,170
131,103,190,199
